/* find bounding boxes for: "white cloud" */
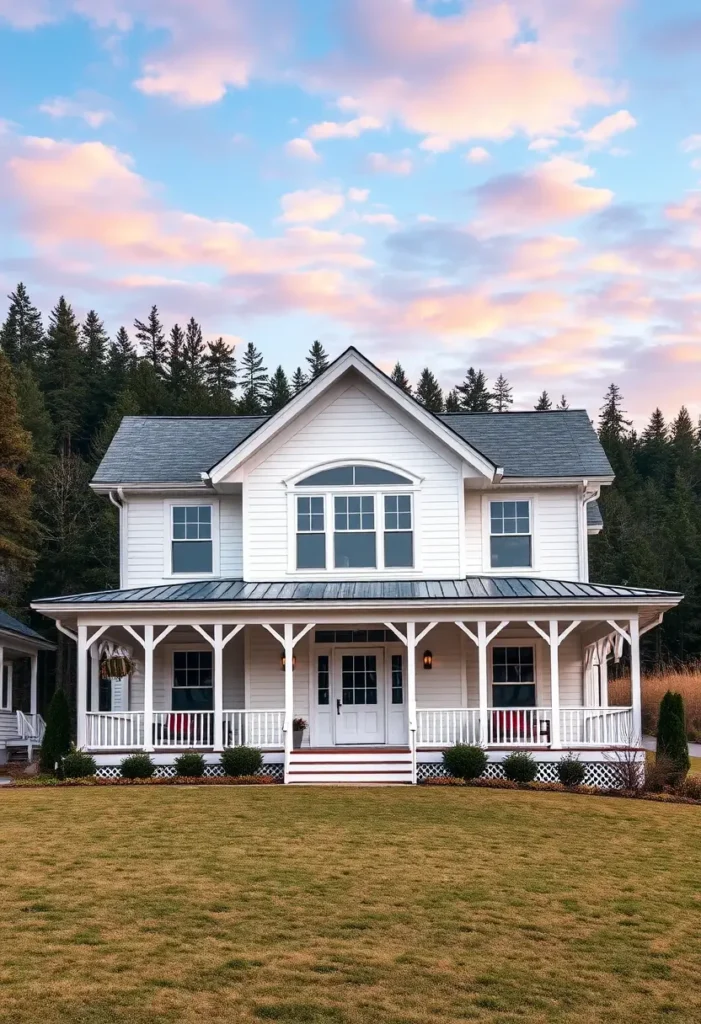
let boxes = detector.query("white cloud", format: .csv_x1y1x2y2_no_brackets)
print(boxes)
420,135,452,153
307,115,382,140
39,95,112,128
681,135,701,154
366,152,413,175
581,109,637,146
284,137,320,161
360,212,398,227
465,146,490,164
279,188,345,223
529,138,558,151
347,187,369,203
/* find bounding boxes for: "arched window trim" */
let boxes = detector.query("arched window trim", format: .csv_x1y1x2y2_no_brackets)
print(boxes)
285,460,423,490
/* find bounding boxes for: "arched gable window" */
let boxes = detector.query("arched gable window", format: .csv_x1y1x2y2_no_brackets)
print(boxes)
293,463,416,572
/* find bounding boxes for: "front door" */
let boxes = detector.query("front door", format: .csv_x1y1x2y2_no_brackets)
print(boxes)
334,649,385,744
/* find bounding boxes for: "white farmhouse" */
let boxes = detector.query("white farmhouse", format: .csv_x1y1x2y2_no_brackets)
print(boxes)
33,349,681,783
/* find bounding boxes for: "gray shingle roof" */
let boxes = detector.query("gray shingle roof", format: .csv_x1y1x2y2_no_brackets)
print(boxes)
440,410,613,478
93,409,611,485
587,501,603,530
36,577,680,605
0,609,49,643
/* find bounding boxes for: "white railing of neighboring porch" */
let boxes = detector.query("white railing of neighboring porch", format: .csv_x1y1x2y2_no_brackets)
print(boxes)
560,707,633,746
223,710,285,748
15,710,46,742
86,712,144,749
416,709,480,746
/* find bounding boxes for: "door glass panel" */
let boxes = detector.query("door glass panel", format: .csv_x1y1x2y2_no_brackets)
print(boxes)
341,654,378,705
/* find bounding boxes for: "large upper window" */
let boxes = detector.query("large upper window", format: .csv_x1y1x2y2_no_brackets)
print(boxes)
172,505,213,574
490,500,531,568
293,464,415,571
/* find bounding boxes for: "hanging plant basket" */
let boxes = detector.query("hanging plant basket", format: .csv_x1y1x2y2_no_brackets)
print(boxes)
100,655,134,680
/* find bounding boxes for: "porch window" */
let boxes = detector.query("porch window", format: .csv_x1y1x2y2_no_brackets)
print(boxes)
391,654,404,705
171,505,213,574
334,495,376,568
490,500,531,568
1,665,10,710
317,655,330,705
384,495,413,568
492,646,535,707
297,496,325,569
172,651,213,711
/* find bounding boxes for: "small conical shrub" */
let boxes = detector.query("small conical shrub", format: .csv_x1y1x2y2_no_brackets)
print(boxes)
39,689,72,774
656,690,690,785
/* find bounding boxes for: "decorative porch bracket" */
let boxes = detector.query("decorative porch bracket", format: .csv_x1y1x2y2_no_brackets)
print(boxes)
192,624,245,751
526,620,581,749
384,621,438,784
123,624,178,752
606,618,642,743
262,623,316,783
455,620,508,747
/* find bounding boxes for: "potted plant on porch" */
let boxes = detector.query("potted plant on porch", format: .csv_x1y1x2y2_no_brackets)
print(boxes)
292,718,308,749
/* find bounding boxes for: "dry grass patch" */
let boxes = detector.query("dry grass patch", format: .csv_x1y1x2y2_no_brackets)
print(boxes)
1,787,701,1024
610,666,701,741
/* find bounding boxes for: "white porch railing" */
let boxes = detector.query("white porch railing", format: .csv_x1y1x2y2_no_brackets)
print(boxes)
416,709,480,746
223,709,285,748
15,711,46,743
153,711,215,748
488,707,553,747
560,707,633,746
86,712,144,749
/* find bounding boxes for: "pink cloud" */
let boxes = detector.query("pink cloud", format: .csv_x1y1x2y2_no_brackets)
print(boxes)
306,115,382,140
366,151,413,175
580,109,637,146
472,157,613,231
284,138,320,161
279,188,345,223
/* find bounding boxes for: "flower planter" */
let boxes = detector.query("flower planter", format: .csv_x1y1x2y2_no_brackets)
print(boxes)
293,728,304,749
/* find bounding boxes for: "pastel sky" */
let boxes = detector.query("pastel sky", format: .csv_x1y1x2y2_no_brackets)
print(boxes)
0,0,700,422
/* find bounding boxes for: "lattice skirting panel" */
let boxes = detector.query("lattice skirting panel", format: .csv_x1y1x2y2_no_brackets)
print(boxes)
95,763,284,781
417,760,624,788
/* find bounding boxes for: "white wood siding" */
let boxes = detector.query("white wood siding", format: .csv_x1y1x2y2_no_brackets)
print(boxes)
241,379,464,580
465,488,581,582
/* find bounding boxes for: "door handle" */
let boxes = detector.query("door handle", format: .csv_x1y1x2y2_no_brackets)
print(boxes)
336,698,342,715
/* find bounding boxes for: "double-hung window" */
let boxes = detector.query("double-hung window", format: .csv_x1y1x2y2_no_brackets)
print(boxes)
490,500,531,568
172,651,213,711
334,495,376,568
297,496,325,569
384,494,413,567
492,646,536,707
171,505,213,574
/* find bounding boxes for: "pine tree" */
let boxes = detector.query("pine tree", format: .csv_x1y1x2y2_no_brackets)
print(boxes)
306,340,329,379
493,373,513,412
656,690,690,783
556,395,569,410
0,283,44,367
238,342,268,413
638,409,669,485
80,310,110,449
415,368,444,412
390,362,412,394
599,384,631,444
204,339,237,406
13,364,54,476
167,324,185,397
445,388,461,412
291,367,308,394
267,365,291,413
39,688,72,773
670,406,698,477
43,296,85,452
535,390,552,411
182,317,206,390
107,327,137,397
0,353,36,610
456,367,492,411
134,306,167,375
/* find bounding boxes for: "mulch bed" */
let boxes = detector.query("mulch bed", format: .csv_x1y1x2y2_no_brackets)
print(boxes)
422,774,701,805
7,774,279,788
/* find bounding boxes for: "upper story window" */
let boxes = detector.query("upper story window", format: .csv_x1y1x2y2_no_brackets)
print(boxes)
171,505,213,574
293,463,416,572
490,500,531,568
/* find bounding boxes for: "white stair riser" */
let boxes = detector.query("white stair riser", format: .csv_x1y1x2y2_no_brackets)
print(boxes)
290,752,411,764
288,772,413,784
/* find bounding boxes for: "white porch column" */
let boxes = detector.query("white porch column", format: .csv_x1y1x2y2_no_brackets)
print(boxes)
213,624,224,752
30,653,38,717
600,647,609,708
548,620,562,750
406,622,417,783
143,624,154,752
76,625,88,749
283,623,295,784
477,621,488,747
629,616,642,742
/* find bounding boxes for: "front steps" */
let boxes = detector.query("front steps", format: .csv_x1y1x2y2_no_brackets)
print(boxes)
287,747,413,784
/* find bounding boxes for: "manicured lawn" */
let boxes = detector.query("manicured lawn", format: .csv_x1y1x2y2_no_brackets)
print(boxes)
1,788,700,1024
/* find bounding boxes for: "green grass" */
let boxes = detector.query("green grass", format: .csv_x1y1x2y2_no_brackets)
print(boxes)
1,787,700,1024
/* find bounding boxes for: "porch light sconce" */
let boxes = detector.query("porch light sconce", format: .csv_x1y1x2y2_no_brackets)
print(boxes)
280,653,297,671
423,650,433,670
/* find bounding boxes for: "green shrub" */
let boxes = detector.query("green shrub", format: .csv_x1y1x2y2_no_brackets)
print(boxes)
557,755,586,787
442,744,488,780
120,753,156,779
656,691,690,784
174,751,206,777
39,689,72,775
62,747,97,779
502,751,538,783
681,775,701,800
221,746,263,777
